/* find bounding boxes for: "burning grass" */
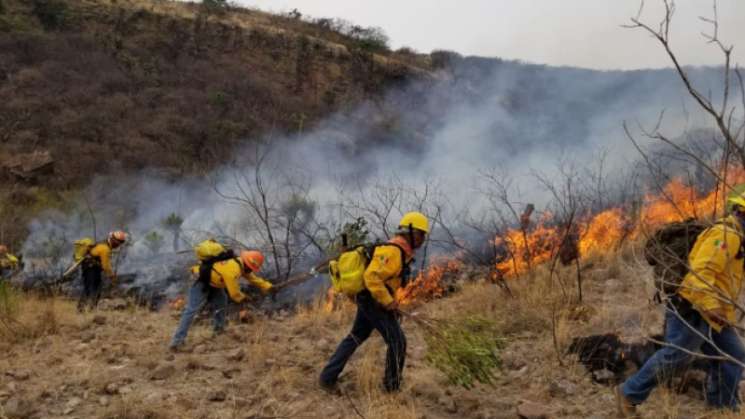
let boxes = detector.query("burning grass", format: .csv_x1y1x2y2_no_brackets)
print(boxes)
494,171,745,280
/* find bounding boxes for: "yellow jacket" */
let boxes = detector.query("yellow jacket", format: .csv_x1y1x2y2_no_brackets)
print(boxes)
679,216,745,331
363,236,414,306
89,243,114,277
190,258,273,303
0,253,19,270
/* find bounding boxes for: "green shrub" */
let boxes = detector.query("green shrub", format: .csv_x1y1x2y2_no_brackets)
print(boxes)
422,315,504,389
32,0,68,30
201,0,227,15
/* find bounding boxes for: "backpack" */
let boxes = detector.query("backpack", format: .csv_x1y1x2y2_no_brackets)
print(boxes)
644,218,742,298
73,238,96,263
329,243,409,297
194,239,236,285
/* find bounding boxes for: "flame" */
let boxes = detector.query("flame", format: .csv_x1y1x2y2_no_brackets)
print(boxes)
397,257,463,305
494,168,745,279
169,296,185,311
578,208,627,258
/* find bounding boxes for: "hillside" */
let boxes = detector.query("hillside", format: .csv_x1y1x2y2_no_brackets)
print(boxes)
1,248,740,419
0,0,438,245
0,0,431,181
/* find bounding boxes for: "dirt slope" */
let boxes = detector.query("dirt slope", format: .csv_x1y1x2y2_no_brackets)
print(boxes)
1,247,742,419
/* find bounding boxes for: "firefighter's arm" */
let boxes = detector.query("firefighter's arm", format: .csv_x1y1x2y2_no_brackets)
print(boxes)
92,246,115,277
683,228,740,312
223,272,247,303
246,273,273,293
363,247,402,307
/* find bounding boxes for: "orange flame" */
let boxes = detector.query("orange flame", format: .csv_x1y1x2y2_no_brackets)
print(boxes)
494,168,745,279
169,296,185,311
397,257,463,306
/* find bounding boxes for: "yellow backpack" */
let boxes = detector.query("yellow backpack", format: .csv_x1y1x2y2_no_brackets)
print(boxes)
193,239,236,285
329,246,369,296
73,238,95,262
328,243,407,296
194,239,228,261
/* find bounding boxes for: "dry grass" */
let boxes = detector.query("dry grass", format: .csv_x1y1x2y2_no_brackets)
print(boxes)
1,251,743,418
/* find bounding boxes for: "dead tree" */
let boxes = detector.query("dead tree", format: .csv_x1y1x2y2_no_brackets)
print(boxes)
214,143,322,281
621,0,745,371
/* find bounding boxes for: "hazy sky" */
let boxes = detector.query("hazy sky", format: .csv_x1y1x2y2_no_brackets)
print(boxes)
240,1,745,70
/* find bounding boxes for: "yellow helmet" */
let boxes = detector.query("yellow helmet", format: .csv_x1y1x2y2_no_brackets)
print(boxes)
727,184,745,212
399,211,429,234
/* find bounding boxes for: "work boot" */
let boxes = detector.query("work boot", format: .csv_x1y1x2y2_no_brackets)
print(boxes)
614,385,638,418
319,379,340,395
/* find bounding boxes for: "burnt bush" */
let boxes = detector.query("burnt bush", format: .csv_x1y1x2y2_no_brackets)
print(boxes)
431,49,463,70
32,0,68,30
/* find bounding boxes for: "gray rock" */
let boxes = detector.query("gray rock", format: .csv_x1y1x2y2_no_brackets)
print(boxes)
207,390,226,402
99,298,128,311
227,348,245,362
3,398,36,419
6,370,30,381
150,365,176,381
517,400,550,419
592,369,615,383
104,383,119,395
548,379,577,397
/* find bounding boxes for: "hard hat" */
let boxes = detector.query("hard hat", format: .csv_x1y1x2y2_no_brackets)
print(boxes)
108,231,128,246
0,245,7,254
241,250,264,272
727,184,745,212
399,211,429,234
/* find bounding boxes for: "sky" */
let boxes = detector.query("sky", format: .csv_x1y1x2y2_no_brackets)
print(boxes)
240,0,745,70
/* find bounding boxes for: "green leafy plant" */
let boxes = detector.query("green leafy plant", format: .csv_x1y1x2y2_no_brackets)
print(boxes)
143,230,165,256
413,314,504,389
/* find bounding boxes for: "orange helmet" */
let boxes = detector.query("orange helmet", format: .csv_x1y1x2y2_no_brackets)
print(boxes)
0,245,7,254
108,231,128,247
241,250,264,272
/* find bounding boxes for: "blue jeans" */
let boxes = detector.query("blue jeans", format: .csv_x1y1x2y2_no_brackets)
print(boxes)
622,306,745,409
170,281,228,347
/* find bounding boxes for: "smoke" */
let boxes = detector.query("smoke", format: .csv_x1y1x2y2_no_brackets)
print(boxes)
20,57,736,298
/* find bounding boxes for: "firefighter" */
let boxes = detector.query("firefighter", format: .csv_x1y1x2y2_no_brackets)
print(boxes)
319,211,429,393
77,231,127,312
616,191,745,416
169,250,273,351
0,245,20,280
